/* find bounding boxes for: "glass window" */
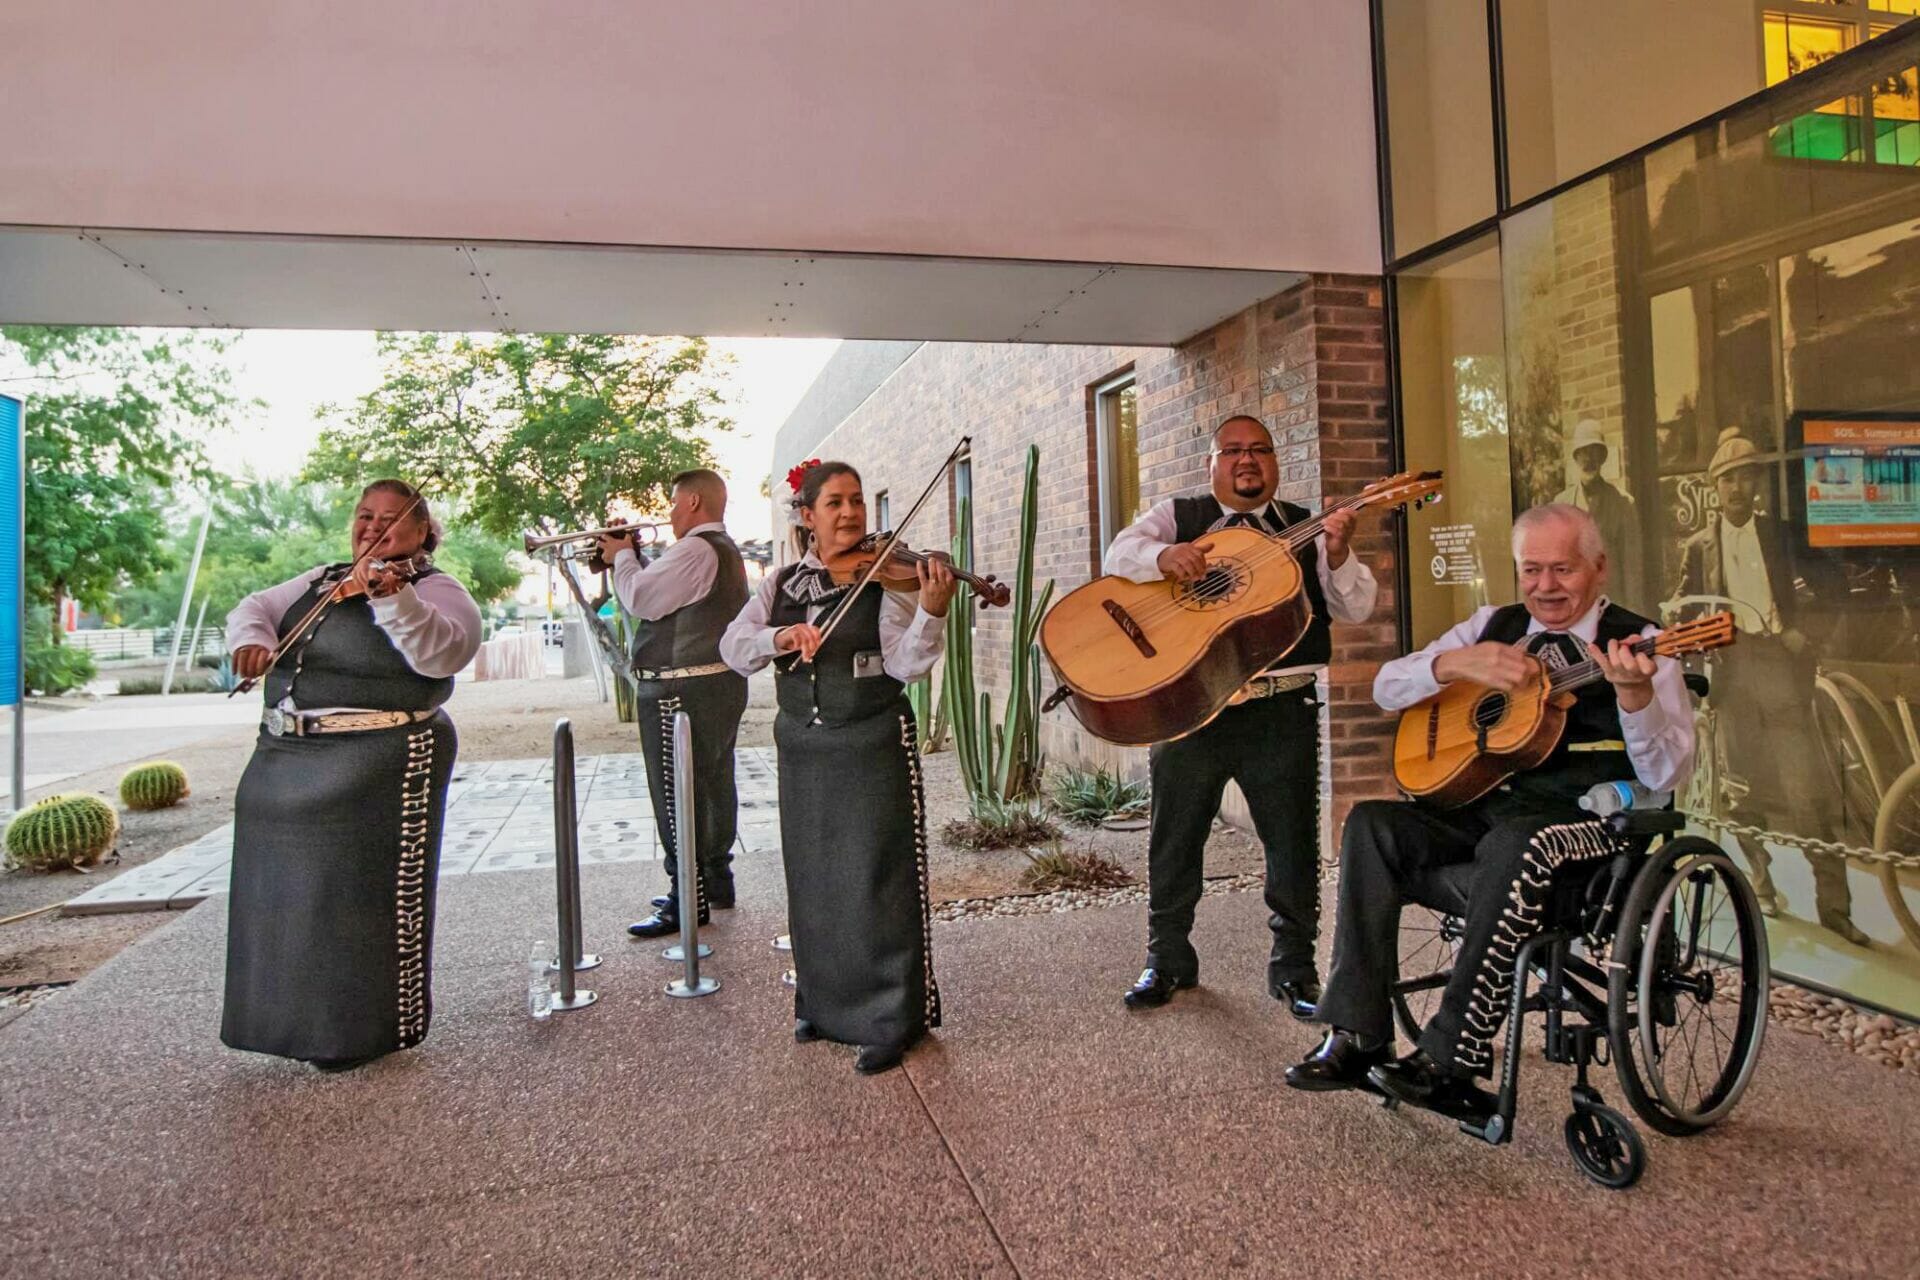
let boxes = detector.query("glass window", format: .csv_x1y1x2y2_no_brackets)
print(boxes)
874,491,889,535
1381,0,1498,257
1497,3,1920,203
1396,237,1515,646
1094,375,1142,554
1414,22,1920,1010
1501,1,1769,204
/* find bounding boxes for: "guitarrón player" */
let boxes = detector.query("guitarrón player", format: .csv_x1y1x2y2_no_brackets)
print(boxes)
1105,413,1378,1015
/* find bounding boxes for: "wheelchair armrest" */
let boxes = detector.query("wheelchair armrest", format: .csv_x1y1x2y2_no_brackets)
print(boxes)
1604,809,1687,838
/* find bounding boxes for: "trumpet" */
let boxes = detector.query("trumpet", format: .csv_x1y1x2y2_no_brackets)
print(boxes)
522,522,669,561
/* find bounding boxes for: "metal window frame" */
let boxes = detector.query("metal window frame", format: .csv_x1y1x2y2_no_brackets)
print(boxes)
1091,369,1140,558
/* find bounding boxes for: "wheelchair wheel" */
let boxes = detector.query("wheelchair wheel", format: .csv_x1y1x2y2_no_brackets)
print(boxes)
1608,837,1768,1135
1391,906,1462,1044
1564,1102,1645,1190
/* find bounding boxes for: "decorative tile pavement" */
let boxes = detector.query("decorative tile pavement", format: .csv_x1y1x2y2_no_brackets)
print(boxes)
64,748,782,915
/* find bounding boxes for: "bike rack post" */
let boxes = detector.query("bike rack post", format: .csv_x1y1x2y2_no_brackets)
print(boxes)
666,710,719,998
549,719,597,1011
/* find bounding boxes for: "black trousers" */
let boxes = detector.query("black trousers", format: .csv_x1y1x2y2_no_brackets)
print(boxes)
1316,797,1602,1074
1145,690,1320,986
634,671,749,906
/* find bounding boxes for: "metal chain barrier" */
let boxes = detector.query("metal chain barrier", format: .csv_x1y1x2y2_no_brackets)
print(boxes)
1686,813,1920,871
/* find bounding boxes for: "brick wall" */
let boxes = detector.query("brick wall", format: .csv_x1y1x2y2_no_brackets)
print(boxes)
798,274,1401,848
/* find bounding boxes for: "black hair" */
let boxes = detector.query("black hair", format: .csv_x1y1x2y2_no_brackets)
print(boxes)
1212,413,1271,444
788,461,860,556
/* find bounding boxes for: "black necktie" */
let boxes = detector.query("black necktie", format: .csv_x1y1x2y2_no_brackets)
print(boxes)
1226,512,1263,532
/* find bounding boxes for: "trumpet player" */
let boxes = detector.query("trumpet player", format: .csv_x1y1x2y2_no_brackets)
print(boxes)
594,469,752,938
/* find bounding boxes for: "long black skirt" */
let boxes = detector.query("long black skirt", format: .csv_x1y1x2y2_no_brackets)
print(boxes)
221,712,457,1063
777,700,940,1049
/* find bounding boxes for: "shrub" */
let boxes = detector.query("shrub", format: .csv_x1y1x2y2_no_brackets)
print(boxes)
1018,842,1134,894
1048,765,1149,826
4,794,119,872
120,761,191,811
25,639,97,697
941,796,1061,851
114,675,213,696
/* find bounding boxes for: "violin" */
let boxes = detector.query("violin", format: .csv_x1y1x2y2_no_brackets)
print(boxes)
324,552,434,600
823,532,1011,607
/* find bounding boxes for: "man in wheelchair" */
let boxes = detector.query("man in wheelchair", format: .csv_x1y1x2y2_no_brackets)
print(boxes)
1287,504,1695,1117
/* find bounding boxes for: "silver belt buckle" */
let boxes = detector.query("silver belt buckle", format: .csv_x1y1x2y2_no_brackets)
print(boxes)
264,708,296,737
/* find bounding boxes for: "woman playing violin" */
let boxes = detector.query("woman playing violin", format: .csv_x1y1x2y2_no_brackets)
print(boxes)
720,460,956,1075
221,479,481,1071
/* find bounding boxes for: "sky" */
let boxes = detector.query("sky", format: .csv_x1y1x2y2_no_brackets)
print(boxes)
210,330,839,542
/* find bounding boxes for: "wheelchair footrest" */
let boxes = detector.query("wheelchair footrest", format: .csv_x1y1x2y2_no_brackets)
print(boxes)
1354,1074,1508,1145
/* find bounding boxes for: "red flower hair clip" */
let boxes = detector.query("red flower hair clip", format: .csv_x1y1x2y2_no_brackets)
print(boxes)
786,458,822,493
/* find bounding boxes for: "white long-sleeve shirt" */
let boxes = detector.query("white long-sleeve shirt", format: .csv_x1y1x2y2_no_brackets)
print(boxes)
225,566,484,681
609,520,725,621
720,553,945,683
1373,597,1695,794
1102,496,1379,676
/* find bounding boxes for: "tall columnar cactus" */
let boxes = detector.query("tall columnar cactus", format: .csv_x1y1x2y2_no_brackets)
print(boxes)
119,761,191,812
4,794,120,872
946,446,1055,808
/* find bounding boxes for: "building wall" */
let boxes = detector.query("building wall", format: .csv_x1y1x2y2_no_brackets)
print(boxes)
794,275,1402,847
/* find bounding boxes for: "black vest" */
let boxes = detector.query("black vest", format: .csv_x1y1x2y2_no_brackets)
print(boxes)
630,531,750,670
263,565,456,712
1170,494,1332,668
1477,600,1652,808
768,567,906,727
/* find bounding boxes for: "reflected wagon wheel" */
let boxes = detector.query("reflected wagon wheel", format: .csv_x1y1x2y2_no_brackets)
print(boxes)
1391,906,1462,1045
1608,838,1768,1135
1873,763,1920,952
1814,676,1888,841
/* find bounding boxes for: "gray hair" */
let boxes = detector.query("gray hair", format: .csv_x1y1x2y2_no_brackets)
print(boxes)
1510,503,1606,564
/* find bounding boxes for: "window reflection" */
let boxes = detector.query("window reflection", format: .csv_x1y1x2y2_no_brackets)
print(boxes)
1396,24,1920,999
1396,239,1514,645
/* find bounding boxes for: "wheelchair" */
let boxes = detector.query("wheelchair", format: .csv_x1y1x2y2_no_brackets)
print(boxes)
1382,803,1770,1190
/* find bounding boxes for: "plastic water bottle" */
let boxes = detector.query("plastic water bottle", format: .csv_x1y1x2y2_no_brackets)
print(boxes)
1579,780,1672,817
528,941,554,1020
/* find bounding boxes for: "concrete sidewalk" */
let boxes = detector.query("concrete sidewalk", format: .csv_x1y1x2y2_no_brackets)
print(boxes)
1,845,1913,1277
0,692,261,793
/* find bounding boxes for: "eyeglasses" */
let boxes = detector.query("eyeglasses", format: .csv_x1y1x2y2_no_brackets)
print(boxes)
1212,445,1276,460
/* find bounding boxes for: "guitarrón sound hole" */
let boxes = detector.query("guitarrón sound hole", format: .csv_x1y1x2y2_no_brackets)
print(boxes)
1174,558,1251,611
1472,691,1508,732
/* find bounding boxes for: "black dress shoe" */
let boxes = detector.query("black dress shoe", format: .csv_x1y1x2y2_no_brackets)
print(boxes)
1122,967,1195,1009
649,893,672,910
1270,977,1322,1021
1368,1050,1494,1116
1284,1030,1390,1092
309,1057,374,1074
627,904,710,938
705,877,737,910
854,1043,906,1074
794,1019,821,1043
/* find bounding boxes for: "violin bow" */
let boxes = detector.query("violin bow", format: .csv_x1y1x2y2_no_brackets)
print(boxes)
802,434,971,661
228,484,432,698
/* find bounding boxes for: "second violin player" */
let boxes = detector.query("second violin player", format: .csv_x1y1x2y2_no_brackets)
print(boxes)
720,460,955,1075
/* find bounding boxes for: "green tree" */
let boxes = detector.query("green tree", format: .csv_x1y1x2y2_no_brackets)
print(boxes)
0,326,233,639
116,477,521,628
307,332,734,539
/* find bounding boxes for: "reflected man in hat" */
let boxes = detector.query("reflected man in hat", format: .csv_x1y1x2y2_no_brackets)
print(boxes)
1554,419,1641,604
1673,428,1865,944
